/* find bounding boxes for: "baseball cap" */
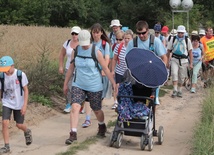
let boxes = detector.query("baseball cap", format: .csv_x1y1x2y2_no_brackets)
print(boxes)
110,19,122,28
154,24,161,32
199,29,205,35
191,30,198,35
170,29,177,36
78,30,91,46
0,56,14,72
161,26,169,33
70,26,81,34
177,25,186,33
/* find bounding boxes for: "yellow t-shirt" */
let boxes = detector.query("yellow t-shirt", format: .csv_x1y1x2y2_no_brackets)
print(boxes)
200,36,214,61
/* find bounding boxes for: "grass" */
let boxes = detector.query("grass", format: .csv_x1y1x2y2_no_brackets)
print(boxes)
191,87,214,154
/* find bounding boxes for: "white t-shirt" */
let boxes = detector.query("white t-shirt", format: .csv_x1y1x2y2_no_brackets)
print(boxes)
63,40,74,69
0,69,28,110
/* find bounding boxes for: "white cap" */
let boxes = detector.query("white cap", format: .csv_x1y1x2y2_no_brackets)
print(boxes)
199,29,205,35
71,26,81,34
78,30,91,46
170,29,177,36
191,30,198,35
177,25,186,33
109,19,122,28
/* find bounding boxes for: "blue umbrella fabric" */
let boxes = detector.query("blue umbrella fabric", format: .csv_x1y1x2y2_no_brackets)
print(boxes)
125,48,168,88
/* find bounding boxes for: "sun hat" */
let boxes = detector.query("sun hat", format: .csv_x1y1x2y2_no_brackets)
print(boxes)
199,29,205,35
78,30,91,46
154,24,161,32
70,26,81,34
109,19,122,28
161,26,169,33
191,30,198,35
177,25,186,33
170,29,177,36
0,56,14,72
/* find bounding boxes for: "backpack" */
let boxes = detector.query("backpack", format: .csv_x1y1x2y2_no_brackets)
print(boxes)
116,43,124,64
133,34,155,52
71,44,102,82
0,70,23,98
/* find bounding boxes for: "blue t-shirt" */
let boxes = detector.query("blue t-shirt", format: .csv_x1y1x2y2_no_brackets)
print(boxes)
126,35,166,57
192,46,203,65
72,45,103,92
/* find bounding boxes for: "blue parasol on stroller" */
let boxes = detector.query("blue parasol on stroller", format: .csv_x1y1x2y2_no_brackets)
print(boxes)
125,48,168,88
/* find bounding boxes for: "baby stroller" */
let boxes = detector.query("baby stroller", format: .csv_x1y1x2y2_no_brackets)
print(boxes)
108,48,167,151
108,81,164,151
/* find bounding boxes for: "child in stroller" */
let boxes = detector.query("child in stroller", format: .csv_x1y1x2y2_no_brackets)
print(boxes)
108,70,164,151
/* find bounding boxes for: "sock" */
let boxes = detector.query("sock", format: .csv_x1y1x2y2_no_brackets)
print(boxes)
71,128,77,132
114,100,118,104
98,122,104,125
86,115,91,121
5,143,9,149
173,85,178,91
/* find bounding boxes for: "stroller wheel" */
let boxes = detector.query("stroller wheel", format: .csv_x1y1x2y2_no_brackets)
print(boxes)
140,135,146,150
148,134,154,151
115,133,123,148
158,126,164,145
108,132,115,147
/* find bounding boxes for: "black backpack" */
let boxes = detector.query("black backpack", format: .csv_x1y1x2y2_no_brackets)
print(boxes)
133,34,155,52
0,70,23,98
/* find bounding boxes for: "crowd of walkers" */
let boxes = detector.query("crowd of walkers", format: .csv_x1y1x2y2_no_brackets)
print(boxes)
0,18,213,154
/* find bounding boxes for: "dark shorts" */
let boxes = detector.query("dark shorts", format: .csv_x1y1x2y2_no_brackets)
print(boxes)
115,73,124,84
71,86,102,111
202,59,214,72
2,106,24,124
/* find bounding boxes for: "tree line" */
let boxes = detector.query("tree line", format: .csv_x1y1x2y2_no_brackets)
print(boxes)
0,0,213,32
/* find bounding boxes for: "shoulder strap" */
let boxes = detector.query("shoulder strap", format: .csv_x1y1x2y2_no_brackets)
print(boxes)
66,39,71,47
172,36,176,44
117,43,124,64
110,32,113,39
102,40,106,50
17,70,23,96
149,34,155,52
133,36,138,47
112,43,117,51
0,72,4,98
168,35,171,42
185,36,188,51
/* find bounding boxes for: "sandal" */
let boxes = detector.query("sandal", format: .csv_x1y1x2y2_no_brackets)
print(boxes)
82,120,91,128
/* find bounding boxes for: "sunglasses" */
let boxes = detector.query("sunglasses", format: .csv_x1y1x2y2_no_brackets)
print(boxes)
116,38,123,41
155,31,160,34
136,31,147,35
71,32,78,35
178,32,184,34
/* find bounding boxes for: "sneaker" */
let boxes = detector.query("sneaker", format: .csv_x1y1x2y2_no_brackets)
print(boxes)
97,123,107,137
24,129,32,145
0,147,10,154
82,120,91,128
65,131,77,145
64,103,71,113
177,91,182,98
111,103,118,109
171,91,177,98
191,88,196,93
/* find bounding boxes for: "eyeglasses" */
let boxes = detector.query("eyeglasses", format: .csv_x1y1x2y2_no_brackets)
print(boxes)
116,38,123,41
136,31,147,35
71,32,78,35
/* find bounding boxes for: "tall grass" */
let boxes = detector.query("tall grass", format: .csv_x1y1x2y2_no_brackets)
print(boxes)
191,87,214,154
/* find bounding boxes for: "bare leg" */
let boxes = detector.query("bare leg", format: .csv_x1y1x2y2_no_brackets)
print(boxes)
2,120,10,144
70,103,81,129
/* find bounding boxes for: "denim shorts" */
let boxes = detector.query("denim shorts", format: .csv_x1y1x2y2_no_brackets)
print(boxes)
2,106,24,124
71,86,102,111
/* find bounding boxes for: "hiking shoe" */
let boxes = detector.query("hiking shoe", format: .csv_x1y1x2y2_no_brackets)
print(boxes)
177,91,182,98
171,91,177,98
0,147,10,154
64,103,71,113
65,131,77,145
97,123,107,137
82,120,91,128
24,129,32,145
111,103,118,109
190,88,196,93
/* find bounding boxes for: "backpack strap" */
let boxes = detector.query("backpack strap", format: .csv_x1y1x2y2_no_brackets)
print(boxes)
110,32,113,39
149,34,155,52
112,43,117,51
168,35,172,42
117,43,124,64
66,39,71,47
0,72,4,99
17,70,23,96
102,40,106,50
133,36,138,47
185,36,188,51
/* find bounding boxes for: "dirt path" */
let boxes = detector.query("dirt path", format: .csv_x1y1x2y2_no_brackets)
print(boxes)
0,85,204,155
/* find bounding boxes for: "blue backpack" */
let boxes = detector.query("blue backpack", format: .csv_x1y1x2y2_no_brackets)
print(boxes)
0,70,23,98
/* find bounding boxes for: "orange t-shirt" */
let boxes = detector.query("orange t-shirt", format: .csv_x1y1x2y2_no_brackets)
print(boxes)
200,36,214,61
